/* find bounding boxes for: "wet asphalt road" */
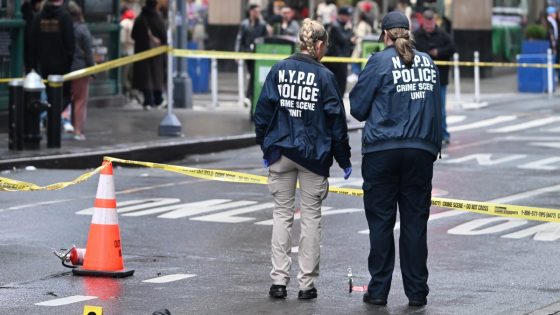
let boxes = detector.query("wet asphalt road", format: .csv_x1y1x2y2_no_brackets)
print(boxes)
2,96,560,314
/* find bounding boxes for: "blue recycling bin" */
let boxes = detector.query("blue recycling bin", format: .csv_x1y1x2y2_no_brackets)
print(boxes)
187,42,210,93
517,54,556,93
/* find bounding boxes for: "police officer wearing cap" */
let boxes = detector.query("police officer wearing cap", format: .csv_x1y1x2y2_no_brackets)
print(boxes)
350,10,442,307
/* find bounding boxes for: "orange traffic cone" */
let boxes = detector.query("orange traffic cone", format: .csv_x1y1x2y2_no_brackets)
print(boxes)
73,161,134,278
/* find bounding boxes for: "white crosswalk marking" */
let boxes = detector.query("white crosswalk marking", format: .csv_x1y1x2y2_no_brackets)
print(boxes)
441,154,527,166
35,295,97,306
530,142,560,149
142,274,196,283
447,115,466,124
76,199,181,215
122,199,231,217
546,126,560,132
158,200,257,219
488,116,560,133
518,157,560,170
190,203,274,223
358,209,466,234
448,115,517,132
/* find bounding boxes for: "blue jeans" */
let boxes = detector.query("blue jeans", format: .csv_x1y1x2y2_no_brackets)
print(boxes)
441,85,449,141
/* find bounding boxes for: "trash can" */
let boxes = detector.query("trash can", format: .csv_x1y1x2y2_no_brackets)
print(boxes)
517,54,556,93
187,42,210,93
361,35,384,68
252,36,296,118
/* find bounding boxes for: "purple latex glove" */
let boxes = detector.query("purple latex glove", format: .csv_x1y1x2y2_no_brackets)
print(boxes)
343,167,352,180
263,159,269,168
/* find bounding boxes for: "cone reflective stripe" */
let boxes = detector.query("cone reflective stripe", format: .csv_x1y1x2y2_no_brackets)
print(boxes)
73,161,134,278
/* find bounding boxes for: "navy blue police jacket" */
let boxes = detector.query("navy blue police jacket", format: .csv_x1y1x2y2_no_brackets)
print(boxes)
349,46,442,158
254,53,351,177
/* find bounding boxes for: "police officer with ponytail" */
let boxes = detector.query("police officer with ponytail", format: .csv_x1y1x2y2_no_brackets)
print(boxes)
349,11,442,307
255,18,352,300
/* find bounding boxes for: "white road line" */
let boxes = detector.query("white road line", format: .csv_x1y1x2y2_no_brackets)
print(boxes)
76,198,182,215
123,199,231,217
518,157,560,171
447,115,466,124
505,136,560,141
35,295,97,306
530,142,560,149
488,116,560,133
158,200,257,219
441,154,527,166
448,115,517,132
546,126,560,132
142,274,196,283
358,209,466,234
0,199,73,213
190,203,274,223
358,184,560,235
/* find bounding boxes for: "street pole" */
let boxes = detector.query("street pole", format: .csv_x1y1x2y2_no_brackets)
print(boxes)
173,0,193,108
159,0,183,137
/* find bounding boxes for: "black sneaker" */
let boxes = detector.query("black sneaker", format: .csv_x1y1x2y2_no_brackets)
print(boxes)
408,298,427,306
363,292,387,306
298,287,317,300
269,285,287,299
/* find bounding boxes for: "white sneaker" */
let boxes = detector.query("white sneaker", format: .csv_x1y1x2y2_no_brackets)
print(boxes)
347,73,358,83
63,121,74,133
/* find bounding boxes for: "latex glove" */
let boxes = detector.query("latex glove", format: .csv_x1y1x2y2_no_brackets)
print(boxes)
343,167,352,180
263,159,269,168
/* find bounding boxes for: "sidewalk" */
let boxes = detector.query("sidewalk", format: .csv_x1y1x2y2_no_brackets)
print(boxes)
0,70,556,170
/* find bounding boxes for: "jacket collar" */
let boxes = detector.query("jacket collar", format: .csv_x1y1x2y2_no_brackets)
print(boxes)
288,53,323,67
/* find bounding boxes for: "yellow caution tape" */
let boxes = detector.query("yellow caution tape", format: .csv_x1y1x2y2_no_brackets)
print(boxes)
0,163,108,192
1,47,558,85
102,157,560,223
63,46,171,82
173,48,560,69
103,156,268,185
431,197,560,223
2,156,560,223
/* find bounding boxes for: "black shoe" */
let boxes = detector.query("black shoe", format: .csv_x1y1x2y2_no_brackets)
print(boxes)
408,298,427,306
298,287,317,300
363,292,387,306
269,285,287,299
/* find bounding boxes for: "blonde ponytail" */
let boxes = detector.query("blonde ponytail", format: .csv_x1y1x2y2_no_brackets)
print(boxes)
298,18,328,59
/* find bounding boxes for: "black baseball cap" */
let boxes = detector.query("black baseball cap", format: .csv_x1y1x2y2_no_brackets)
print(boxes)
379,11,410,41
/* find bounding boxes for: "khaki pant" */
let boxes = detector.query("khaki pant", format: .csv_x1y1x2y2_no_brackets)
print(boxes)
268,156,328,290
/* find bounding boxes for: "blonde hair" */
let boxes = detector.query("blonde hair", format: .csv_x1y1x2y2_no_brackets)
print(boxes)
297,18,328,59
386,28,414,68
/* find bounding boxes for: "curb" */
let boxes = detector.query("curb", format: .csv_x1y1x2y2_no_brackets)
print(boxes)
0,126,365,170
0,134,256,170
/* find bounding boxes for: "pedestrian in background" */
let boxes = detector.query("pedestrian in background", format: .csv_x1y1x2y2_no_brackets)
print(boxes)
61,1,93,141
349,11,373,82
131,0,166,110
278,6,299,36
21,0,44,73
120,7,136,102
350,10,442,307
30,0,75,131
254,18,352,300
235,4,268,105
413,9,455,145
545,6,559,82
324,6,354,95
